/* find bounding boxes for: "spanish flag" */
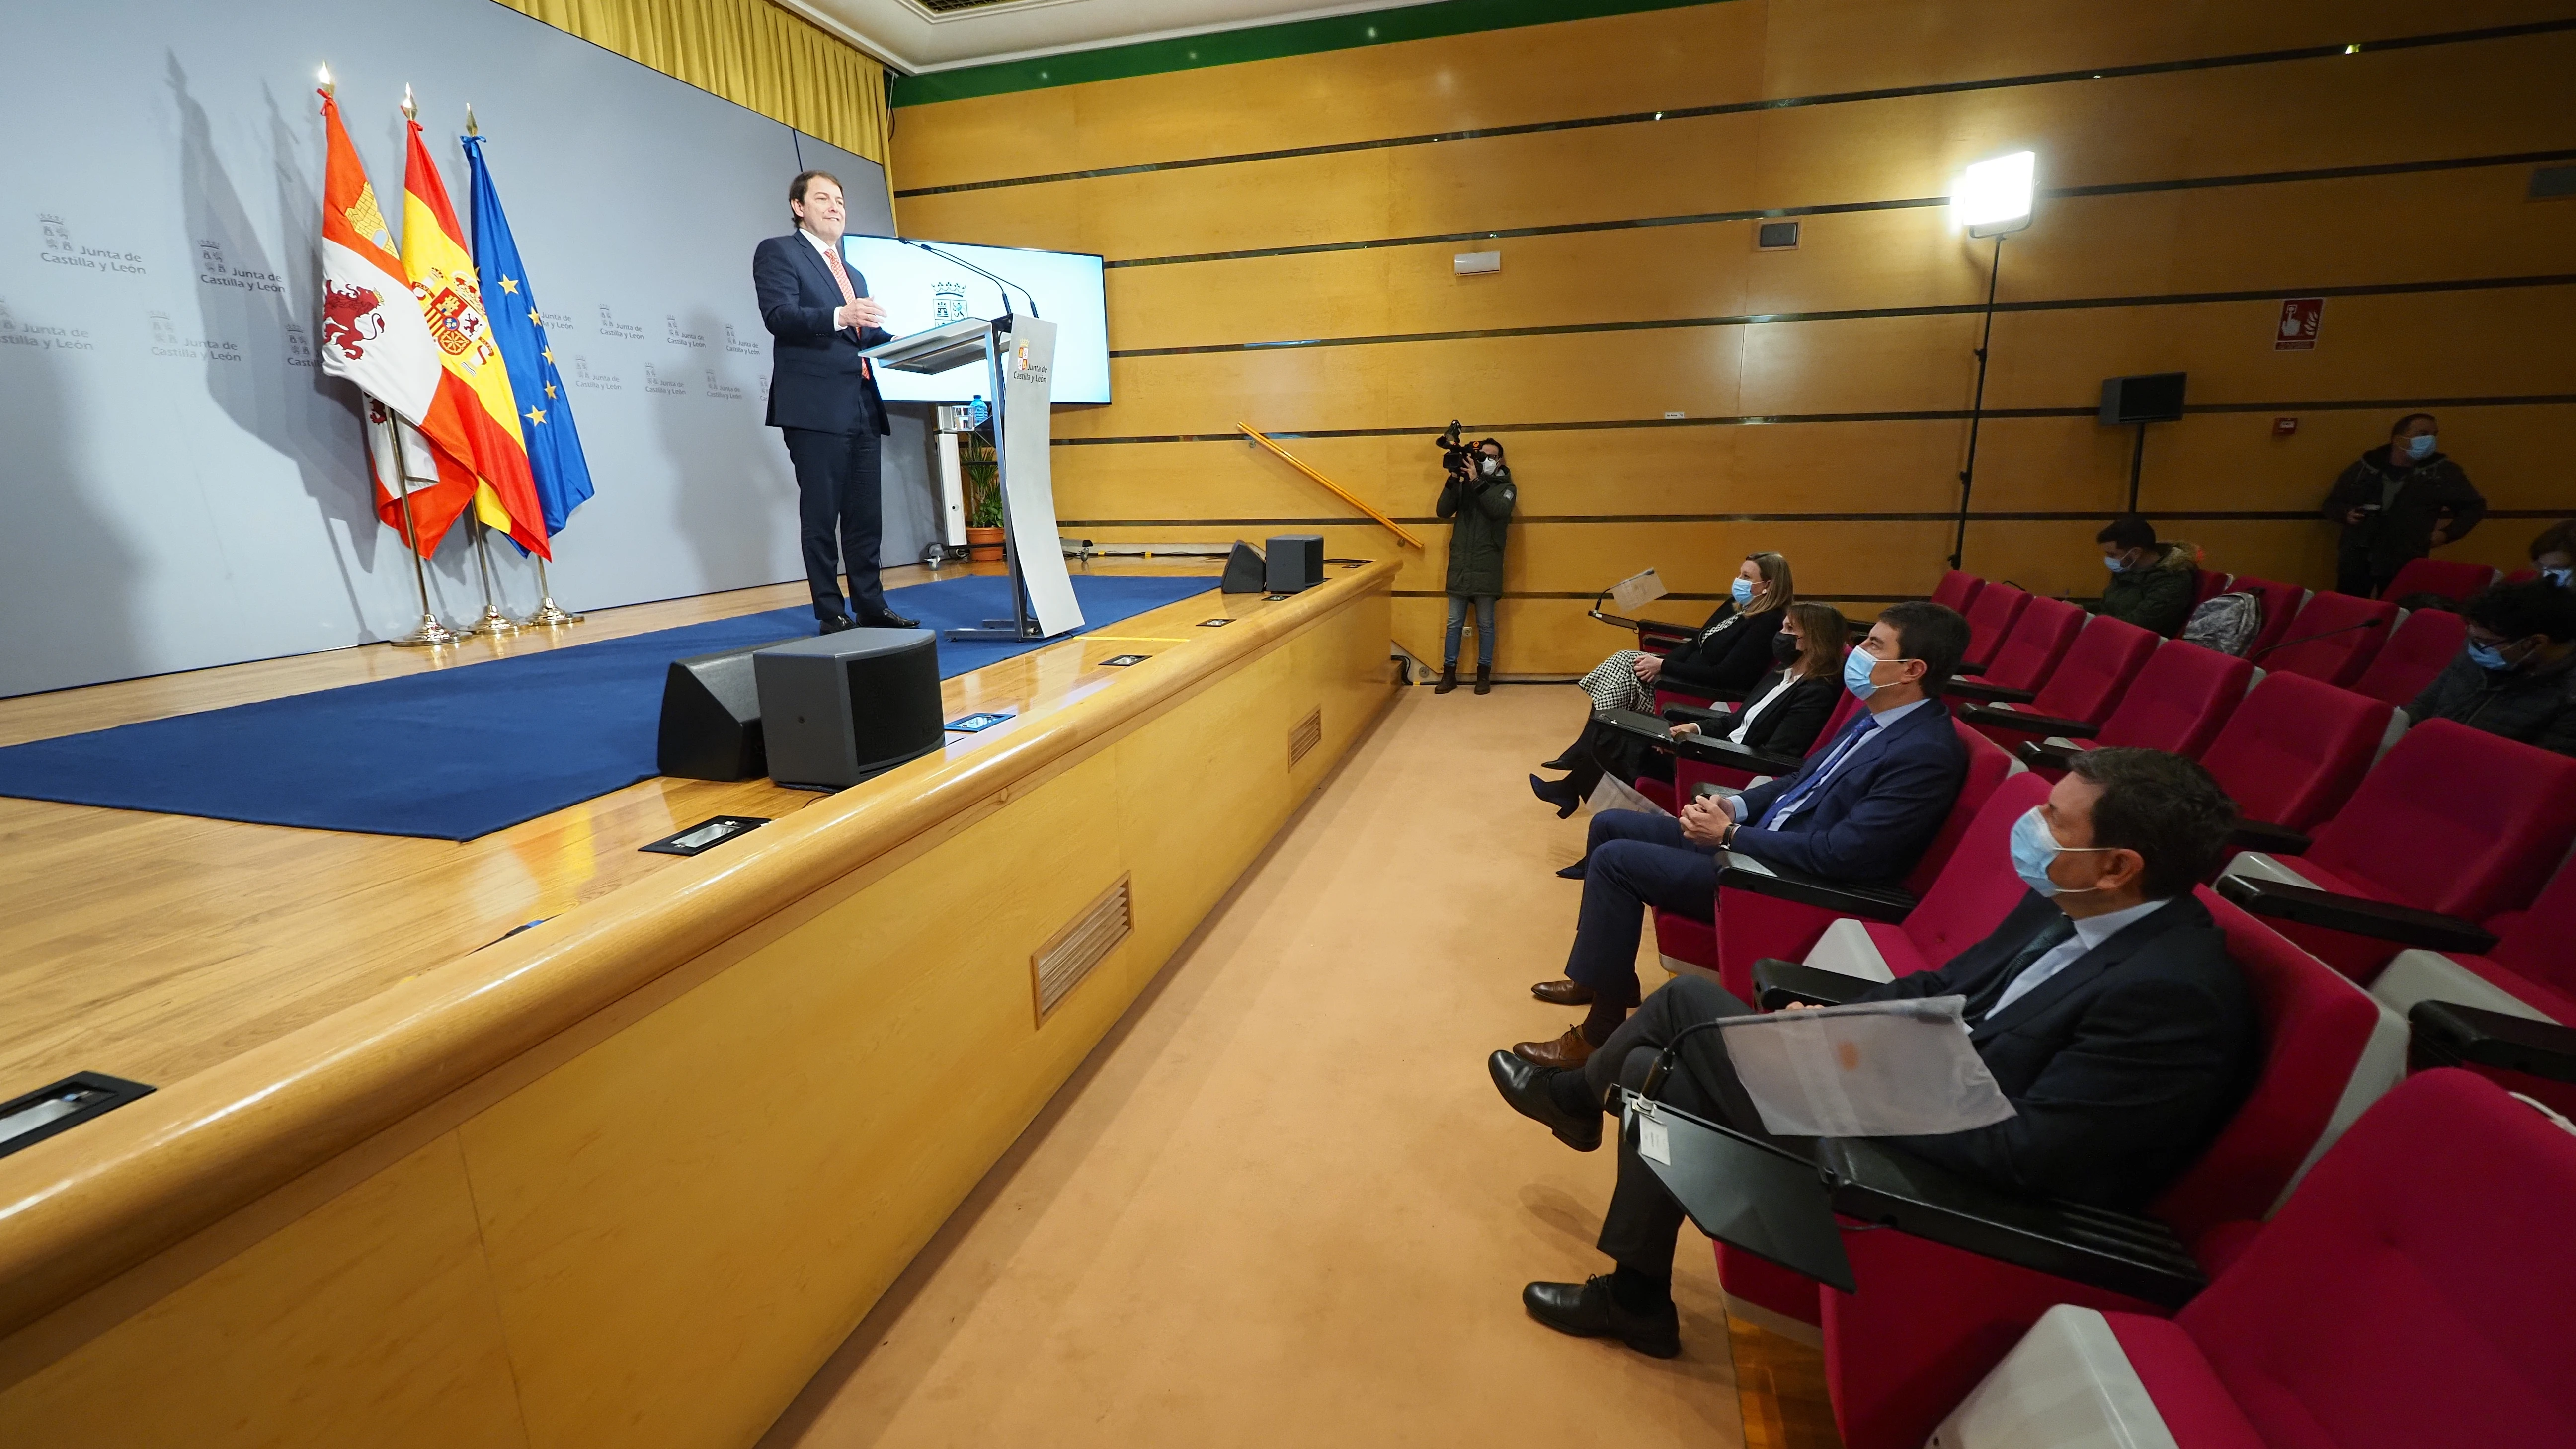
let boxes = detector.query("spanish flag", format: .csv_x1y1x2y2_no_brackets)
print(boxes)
400,114,549,559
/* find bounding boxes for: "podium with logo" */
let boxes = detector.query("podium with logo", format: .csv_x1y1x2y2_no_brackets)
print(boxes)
866,315,1083,642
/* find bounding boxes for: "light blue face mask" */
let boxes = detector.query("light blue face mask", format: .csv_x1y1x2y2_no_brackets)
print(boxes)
2544,567,2573,589
1732,576,1756,606
2103,553,2129,573
2010,808,2114,897
2403,433,2437,461
1843,645,1881,700
2467,640,2518,673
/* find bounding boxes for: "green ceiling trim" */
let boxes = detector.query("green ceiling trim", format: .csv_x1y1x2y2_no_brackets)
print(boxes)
892,0,1727,106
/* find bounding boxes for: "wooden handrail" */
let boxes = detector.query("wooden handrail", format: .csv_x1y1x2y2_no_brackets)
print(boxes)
1238,424,1426,549
0,561,1399,1340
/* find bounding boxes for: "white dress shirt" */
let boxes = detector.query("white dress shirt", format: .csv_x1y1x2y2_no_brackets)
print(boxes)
1985,896,2171,1020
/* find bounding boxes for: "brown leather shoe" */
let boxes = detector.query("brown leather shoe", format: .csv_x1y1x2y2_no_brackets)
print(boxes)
1513,1026,1597,1068
1530,978,1596,1006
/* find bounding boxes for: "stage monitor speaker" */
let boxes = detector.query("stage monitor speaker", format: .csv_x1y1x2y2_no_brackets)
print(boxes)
1221,540,1267,593
1266,534,1325,594
754,629,945,790
658,638,800,781
2100,371,2187,425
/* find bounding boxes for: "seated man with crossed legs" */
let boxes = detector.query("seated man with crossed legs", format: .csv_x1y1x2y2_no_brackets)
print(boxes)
1492,748,2257,1358
1517,601,1972,1067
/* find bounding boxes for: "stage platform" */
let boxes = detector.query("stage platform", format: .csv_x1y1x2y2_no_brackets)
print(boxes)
0,556,1399,1448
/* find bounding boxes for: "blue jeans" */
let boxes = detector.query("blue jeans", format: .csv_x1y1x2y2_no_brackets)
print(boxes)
1444,594,1497,668
1565,809,1720,1006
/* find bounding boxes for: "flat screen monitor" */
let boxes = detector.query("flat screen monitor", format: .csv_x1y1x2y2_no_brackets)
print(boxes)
838,236,1110,404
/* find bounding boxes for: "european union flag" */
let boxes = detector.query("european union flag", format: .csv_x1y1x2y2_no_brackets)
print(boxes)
462,132,593,543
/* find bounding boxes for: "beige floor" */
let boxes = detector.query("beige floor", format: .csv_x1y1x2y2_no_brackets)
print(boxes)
761,682,1744,1448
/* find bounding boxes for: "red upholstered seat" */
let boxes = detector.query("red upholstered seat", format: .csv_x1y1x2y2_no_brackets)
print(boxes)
2258,590,2399,687
2224,719,2576,981
2189,568,2233,615
2196,672,2391,833
2225,575,2309,658
2028,640,2254,782
1953,1073,2576,1449
1653,673,1862,802
2381,556,2500,603
1964,614,2158,747
2349,606,2465,708
2371,855,2576,1029
1956,583,2030,672
1819,889,2406,1449
1929,570,1983,614
1970,595,2085,696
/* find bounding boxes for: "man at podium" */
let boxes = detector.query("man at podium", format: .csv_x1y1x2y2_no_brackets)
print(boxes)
753,170,917,632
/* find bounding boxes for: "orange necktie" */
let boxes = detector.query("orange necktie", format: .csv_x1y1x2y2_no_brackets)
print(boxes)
819,241,873,381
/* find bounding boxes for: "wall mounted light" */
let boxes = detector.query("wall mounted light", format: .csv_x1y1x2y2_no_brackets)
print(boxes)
1952,150,2036,237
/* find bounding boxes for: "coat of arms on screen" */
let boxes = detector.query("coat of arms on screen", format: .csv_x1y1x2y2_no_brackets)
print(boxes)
932,279,969,324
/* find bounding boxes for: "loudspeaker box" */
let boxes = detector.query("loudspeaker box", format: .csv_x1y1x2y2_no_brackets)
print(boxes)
1220,540,1268,593
658,639,800,781
754,629,945,790
2099,372,2187,425
1265,534,1325,594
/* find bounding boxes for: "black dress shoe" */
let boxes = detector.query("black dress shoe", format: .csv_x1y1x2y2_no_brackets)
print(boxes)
1487,1050,1601,1152
1531,978,1596,1006
1529,773,1582,819
817,614,857,634
1555,855,1588,881
1522,1278,1681,1359
859,609,920,629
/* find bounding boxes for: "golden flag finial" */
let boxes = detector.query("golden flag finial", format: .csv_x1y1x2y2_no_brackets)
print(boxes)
317,64,333,97
465,104,480,137
401,83,416,121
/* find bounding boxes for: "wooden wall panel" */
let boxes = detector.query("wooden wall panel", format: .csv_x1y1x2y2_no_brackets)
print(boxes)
895,3,2572,675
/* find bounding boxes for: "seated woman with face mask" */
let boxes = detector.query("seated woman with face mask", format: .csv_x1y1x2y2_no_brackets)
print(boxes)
1531,602,1847,816
1547,553,1794,779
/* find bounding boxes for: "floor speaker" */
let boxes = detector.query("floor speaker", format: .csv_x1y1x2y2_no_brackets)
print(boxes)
754,629,945,790
1221,540,1267,593
1266,534,1325,593
657,639,800,781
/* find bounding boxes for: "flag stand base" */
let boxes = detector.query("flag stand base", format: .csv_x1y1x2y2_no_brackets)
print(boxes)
525,598,583,627
464,604,523,639
393,614,465,648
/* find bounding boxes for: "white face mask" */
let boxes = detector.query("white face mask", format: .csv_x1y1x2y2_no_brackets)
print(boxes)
1479,457,1500,477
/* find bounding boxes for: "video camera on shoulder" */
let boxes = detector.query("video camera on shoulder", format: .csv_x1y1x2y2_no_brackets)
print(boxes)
1435,419,1473,478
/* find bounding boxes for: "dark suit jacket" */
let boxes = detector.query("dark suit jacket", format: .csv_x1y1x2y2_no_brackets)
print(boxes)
1727,697,1966,883
1661,605,1784,696
1724,671,1840,758
753,232,891,436
1864,892,2259,1210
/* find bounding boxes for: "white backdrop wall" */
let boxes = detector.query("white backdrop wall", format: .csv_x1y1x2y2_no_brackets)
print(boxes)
0,0,924,698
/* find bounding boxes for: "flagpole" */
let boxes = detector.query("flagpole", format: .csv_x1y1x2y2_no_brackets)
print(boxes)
528,556,582,627
371,408,462,648
465,512,523,637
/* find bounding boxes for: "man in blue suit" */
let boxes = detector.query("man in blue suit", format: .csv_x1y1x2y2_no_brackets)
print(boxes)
752,171,915,632
1518,600,1972,1066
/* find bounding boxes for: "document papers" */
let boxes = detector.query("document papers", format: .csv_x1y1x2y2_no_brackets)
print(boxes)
1587,772,1669,817
1610,568,1670,614
1713,996,2016,1137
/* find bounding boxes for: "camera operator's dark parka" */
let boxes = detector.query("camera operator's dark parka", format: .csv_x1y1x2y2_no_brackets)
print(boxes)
1439,467,1515,597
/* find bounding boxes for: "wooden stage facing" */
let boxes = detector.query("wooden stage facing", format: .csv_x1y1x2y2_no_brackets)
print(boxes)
0,557,1398,1448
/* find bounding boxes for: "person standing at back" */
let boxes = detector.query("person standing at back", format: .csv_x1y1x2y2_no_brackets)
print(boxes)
2323,413,2485,599
1436,438,1515,695
753,171,918,634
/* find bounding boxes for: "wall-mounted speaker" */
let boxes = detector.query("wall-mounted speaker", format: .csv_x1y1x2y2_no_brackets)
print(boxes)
1221,540,1267,593
1265,534,1325,594
657,638,801,781
2100,372,2187,425
754,629,945,790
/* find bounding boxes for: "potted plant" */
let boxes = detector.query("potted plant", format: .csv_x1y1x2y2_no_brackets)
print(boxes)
961,429,1006,562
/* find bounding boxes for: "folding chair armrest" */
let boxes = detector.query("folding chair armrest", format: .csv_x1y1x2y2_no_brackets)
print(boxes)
2014,738,2090,772
2224,818,2313,857
1660,704,1736,730
1752,958,1880,1010
2213,876,2498,954
1818,1139,2206,1310
1944,678,2038,705
2407,1001,2576,1084
1956,704,2097,738
1716,864,1917,924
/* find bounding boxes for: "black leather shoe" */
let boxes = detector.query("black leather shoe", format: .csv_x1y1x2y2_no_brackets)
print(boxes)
1487,1050,1601,1152
817,614,856,634
1531,978,1596,1006
1435,664,1458,695
1522,1278,1682,1359
1529,773,1582,819
859,609,920,629
1555,855,1589,881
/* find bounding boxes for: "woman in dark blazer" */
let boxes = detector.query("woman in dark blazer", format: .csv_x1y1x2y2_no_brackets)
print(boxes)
1533,601,1846,815
1564,551,1794,724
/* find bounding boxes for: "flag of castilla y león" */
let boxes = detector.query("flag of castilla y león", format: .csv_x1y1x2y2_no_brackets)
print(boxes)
400,113,549,559
316,88,445,457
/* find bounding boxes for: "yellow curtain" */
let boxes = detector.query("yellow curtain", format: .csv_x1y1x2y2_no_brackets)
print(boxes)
490,0,890,164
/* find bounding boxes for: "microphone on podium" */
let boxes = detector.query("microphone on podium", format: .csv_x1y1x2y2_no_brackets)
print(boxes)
898,237,1040,322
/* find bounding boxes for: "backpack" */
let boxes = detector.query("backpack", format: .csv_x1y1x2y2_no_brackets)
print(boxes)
2180,590,2264,656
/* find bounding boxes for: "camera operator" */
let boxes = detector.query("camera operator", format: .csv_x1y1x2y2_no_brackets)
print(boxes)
1436,428,1516,695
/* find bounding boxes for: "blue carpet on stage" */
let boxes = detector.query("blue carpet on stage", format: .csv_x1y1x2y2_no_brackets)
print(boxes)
0,573,1216,842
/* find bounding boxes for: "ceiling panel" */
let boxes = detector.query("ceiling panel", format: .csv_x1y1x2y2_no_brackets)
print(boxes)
786,0,1442,73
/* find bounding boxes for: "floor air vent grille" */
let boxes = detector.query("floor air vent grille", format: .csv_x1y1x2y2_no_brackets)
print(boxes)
1032,876,1131,1021
1288,708,1324,768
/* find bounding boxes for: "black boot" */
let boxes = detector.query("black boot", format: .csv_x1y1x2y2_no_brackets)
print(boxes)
1474,664,1492,695
1529,773,1583,819
1435,663,1459,694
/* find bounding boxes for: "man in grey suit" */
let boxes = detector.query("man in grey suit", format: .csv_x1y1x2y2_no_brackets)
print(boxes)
752,171,914,632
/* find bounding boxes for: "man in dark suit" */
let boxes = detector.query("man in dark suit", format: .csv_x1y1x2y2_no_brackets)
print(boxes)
1492,746,2255,1359
753,170,915,633
1519,600,1973,1065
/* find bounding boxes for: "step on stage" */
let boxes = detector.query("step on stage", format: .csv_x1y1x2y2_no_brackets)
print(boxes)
0,558,1398,1449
